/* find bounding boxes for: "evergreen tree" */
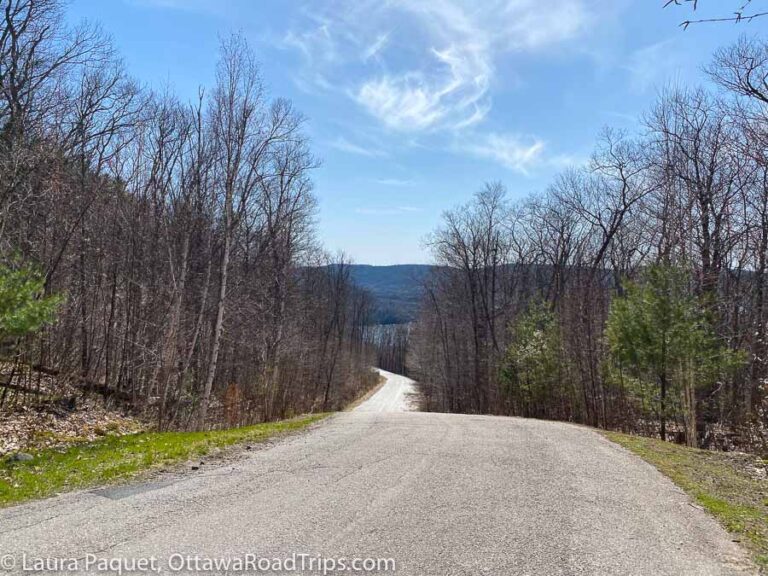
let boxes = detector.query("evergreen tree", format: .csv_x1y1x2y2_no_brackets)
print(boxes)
0,261,61,351
606,265,742,445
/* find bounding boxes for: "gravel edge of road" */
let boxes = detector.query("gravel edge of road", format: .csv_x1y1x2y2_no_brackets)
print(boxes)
601,430,764,573
0,413,334,510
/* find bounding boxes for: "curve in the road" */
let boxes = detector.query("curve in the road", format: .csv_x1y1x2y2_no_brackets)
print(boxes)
354,368,418,413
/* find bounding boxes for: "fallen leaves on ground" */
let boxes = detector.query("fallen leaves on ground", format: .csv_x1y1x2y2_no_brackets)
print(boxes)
0,400,143,456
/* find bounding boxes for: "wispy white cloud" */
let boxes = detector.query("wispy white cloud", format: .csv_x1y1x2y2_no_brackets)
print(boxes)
354,0,588,132
355,43,491,132
283,0,590,133
496,0,589,50
283,23,337,64
362,32,391,62
329,136,388,158
461,133,545,175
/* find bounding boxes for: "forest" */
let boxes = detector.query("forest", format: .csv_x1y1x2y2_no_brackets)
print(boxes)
3,2,768,573
0,0,377,430
412,36,768,452
5,0,768,454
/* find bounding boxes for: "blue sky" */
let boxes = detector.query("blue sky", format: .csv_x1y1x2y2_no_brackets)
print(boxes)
67,0,768,264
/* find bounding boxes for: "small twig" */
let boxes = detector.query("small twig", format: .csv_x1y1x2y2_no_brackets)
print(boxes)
663,0,768,29
680,12,768,29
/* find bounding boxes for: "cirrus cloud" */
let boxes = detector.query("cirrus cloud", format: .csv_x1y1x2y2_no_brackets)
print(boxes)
284,0,590,134
355,43,491,132
462,133,545,175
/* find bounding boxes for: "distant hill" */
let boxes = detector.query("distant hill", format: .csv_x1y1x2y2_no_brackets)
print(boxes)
348,264,433,324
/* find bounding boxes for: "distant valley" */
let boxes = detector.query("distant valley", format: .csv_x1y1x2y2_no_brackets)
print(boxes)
347,264,433,324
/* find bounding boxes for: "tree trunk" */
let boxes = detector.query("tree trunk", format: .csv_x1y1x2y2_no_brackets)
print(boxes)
198,230,231,429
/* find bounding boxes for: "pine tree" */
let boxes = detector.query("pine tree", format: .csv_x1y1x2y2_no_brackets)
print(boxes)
606,265,742,446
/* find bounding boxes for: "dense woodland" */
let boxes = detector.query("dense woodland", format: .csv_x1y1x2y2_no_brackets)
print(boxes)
412,37,768,452
4,0,768,452
374,324,409,375
0,0,377,429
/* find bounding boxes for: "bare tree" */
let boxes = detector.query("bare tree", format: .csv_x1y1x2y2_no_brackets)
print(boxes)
0,2,376,430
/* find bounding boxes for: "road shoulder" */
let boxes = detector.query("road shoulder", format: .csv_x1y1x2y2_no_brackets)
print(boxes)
604,431,766,572
0,414,329,508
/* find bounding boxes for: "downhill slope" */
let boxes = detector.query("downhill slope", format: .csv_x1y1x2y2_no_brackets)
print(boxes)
354,369,417,412
0,372,755,576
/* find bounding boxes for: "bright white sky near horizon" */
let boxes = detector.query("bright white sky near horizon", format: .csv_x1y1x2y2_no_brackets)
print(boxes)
67,0,768,265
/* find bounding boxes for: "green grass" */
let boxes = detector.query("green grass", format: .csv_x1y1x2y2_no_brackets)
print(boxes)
0,414,328,508
605,431,768,571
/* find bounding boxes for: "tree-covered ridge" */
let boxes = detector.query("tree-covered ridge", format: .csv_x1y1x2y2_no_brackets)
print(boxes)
413,38,768,452
0,0,376,428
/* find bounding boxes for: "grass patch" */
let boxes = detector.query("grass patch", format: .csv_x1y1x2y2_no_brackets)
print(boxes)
0,414,328,508
605,431,768,570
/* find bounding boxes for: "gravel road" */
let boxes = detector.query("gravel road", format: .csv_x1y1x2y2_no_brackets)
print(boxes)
0,371,755,575
354,369,417,413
